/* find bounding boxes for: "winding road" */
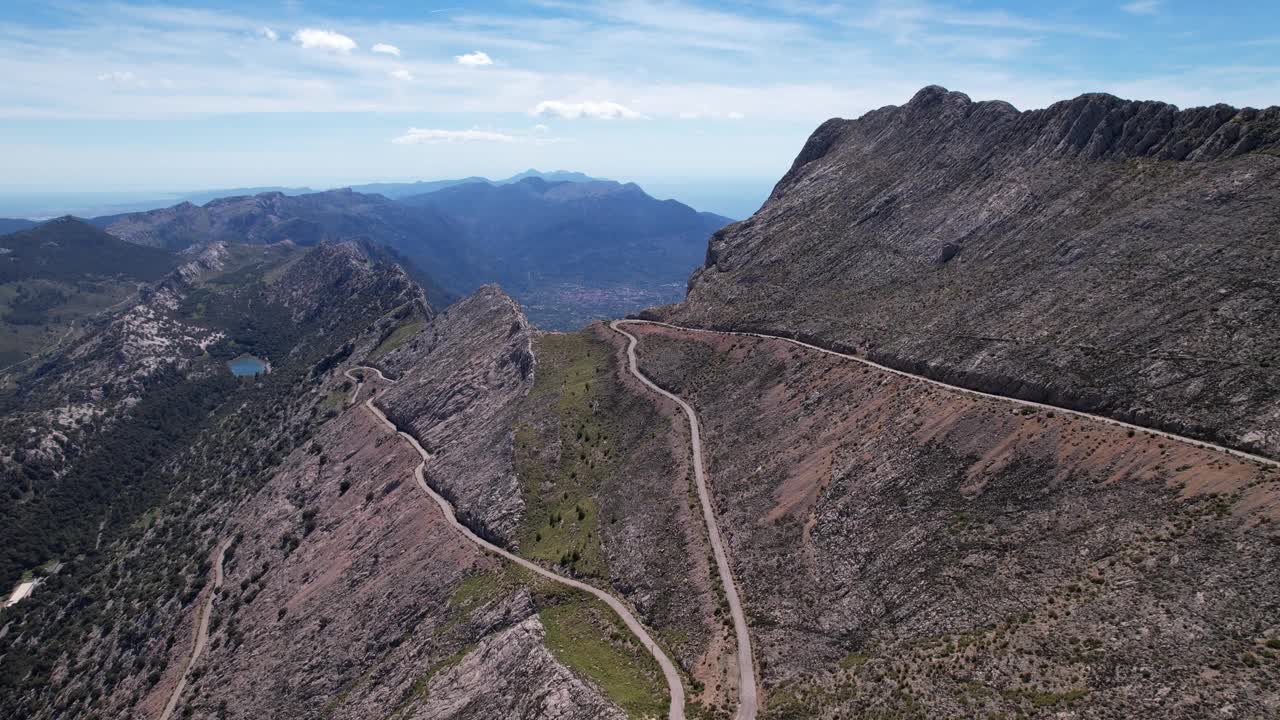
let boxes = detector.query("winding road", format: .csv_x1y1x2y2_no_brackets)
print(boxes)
344,367,688,720
611,321,760,720
158,537,231,720
618,320,1280,471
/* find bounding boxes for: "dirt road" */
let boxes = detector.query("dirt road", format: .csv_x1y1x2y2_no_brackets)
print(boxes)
610,322,759,720
158,537,231,720
621,320,1280,471
347,367,688,720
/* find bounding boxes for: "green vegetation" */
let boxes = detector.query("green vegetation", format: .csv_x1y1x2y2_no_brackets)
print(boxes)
0,364,239,587
838,651,870,670
0,218,177,285
407,648,471,702
0,242,427,719
445,563,668,719
515,331,615,577
368,317,425,362
1003,687,1090,709
540,593,668,719
0,279,138,368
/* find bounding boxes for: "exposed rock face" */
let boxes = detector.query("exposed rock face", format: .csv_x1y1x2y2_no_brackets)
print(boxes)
665,86,1280,458
628,323,1280,719
415,616,626,720
1,277,626,720
135,375,616,720
376,285,535,544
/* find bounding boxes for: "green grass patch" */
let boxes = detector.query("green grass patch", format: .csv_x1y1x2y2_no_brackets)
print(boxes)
838,651,869,670
515,331,615,578
321,388,348,413
369,319,425,362
540,593,667,719
131,507,162,531
1004,687,1090,709
386,645,475,719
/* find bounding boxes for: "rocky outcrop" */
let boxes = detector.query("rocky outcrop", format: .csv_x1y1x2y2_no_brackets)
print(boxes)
669,85,1280,457
376,285,535,544
415,617,626,720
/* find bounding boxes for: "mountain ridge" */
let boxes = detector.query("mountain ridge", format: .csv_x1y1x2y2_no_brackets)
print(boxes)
664,85,1280,458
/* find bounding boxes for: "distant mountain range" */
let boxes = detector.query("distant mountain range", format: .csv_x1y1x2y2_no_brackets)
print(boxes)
0,219,36,235
401,177,729,327
3,173,728,328
0,170,601,220
349,169,600,199
87,189,464,308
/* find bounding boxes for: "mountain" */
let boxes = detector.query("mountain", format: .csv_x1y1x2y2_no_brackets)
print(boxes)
615,86,1280,718
174,186,314,206
0,218,36,235
659,85,1280,459
92,189,470,307
402,177,730,328
89,178,728,328
498,169,598,184
346,169,600,200
0,238,425,588
0,249,642,718
0,218,180,367
346,176,491,199
7,87,1278,720
0,216,176,284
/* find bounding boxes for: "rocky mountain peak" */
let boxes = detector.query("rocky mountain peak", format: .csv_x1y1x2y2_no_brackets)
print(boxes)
773,85,1280,203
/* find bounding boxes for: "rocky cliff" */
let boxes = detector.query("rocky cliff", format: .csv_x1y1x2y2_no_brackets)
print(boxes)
374,285,535,544
663,86,1280,458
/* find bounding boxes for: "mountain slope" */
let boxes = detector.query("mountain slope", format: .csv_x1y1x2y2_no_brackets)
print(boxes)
94,189,470,306
622,321,1280,719
404,178,730,328
0,239,421,589
0,218,180,367
0,217,176,284
662,85,1280,458
0,219,36,235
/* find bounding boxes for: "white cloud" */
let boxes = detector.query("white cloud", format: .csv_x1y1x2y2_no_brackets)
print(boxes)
392,128,518,144
389,69,414,81
531,100,643,120
292,28,357,53
455,51,494,67
372,43,401,57
1121,1,1160,15
96,71,137,83
533,123,550,132
673,109,746,120
259,27,278,42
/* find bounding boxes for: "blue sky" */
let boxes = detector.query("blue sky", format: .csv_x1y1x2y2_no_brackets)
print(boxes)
0,1,1277,211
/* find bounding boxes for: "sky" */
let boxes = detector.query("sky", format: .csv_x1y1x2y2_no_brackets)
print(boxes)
0,1,1278,215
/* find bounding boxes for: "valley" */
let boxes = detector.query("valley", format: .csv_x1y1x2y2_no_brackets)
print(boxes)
1,83,1278,720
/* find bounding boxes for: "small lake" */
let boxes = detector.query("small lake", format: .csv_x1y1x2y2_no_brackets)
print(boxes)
228,355,270,377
